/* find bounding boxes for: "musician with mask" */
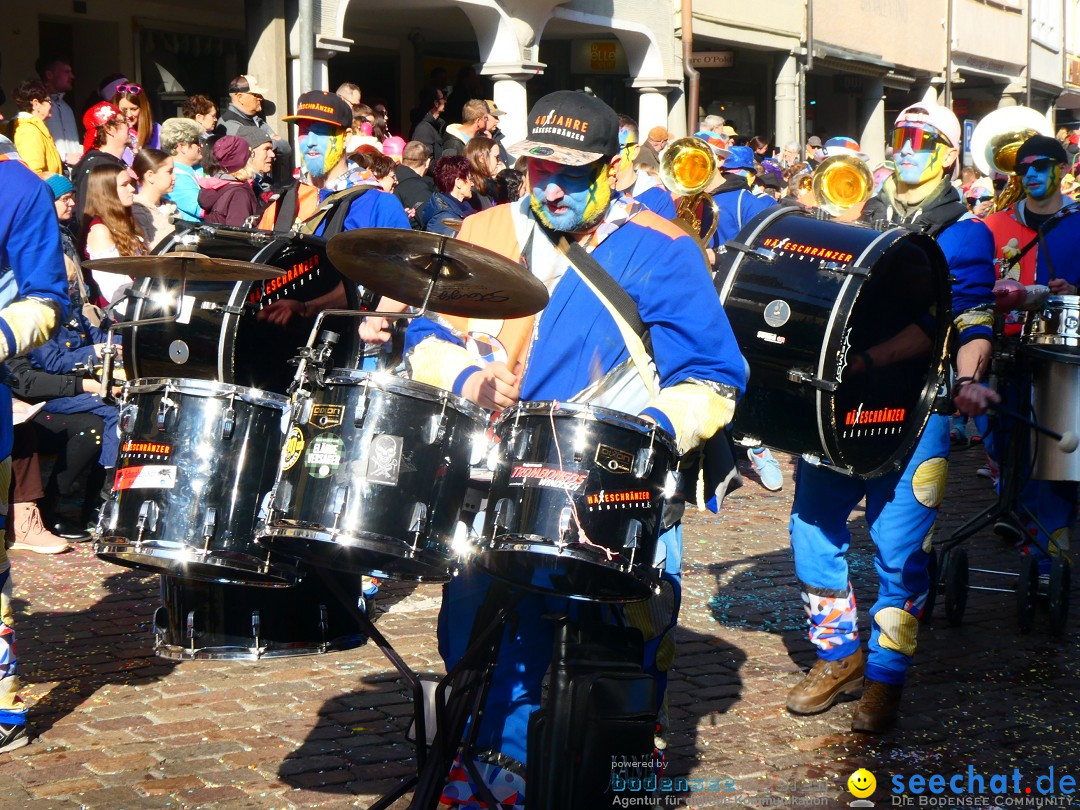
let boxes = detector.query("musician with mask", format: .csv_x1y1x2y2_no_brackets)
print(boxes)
982,134,1080,573
403,90,745,807
785,103,997,733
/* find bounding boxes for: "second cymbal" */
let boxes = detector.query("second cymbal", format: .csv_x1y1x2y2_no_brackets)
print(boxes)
84,252,286,282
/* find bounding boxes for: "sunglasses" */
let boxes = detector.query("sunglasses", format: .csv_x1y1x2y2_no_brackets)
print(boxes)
891,124,949,153
116,84,143,95
1019,157,1057,172
966,195,993,205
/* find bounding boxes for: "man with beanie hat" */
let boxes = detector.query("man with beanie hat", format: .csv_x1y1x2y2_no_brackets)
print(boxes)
197,135,267,226
400,90,745,806
785,103,997,734
980,132,1080,578
159,117,206,222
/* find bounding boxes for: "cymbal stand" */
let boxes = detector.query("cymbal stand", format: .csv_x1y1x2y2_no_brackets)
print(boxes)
291,264,445,395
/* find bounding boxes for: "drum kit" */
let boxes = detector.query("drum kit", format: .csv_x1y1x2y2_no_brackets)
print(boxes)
85,223,677,644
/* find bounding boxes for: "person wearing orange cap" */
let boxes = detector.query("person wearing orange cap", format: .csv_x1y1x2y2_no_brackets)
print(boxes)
786,103,997,734
70,102,129,231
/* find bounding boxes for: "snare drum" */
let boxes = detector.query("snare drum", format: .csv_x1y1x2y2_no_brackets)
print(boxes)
477,401,677,603
1022,295,1080,352
123,225,362,394
260,370,486,580
153,572,368,660
95,378,296,586
715,206,952,477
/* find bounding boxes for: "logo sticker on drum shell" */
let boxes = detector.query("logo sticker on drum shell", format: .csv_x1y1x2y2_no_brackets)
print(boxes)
763,299,791,328
281,426,305,471
310,404,345,430
305,435,344,479
509,463,588,492
364,434,402,485
596,444,634,474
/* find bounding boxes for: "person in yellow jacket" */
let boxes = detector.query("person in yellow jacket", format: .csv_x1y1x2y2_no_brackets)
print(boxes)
9,80,63,177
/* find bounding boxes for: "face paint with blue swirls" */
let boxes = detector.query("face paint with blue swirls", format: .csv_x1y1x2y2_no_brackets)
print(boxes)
1021,159,1062,201
528,157,611,233
298,121,346,178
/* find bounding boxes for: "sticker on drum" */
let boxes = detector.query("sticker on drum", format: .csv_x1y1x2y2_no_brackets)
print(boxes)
281,426,305,470
305,435,344,479
363,434,402,485
114,464,177,490
310,404,344,429
596,443,633,474
763,299,791,328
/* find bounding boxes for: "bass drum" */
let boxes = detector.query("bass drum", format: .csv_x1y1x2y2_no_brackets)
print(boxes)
123,224,363,395
715,206,952,478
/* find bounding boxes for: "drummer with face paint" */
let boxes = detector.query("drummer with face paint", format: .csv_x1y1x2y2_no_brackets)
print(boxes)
256,90,410,328
982,134,1080,576
402,90,746,807
785,103,998,734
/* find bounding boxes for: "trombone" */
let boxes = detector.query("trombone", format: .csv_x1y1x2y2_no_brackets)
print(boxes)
659,136,720,244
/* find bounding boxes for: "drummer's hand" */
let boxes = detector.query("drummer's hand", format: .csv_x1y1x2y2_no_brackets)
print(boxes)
1048,278,1078,296
954,380,999,417
462,362,520,411
258,299,308,326
359,316,393,345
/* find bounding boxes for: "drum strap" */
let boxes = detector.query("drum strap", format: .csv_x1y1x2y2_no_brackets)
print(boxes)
300,186,374,237
553,237,658,398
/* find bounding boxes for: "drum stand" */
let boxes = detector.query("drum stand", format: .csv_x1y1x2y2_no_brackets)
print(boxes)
312,569,520,810
938,354,1069,631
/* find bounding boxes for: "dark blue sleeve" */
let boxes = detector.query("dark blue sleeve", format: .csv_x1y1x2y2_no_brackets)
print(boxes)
636,187,677,220
1038,212,1080,286
403,315,467,357
29,339,96,375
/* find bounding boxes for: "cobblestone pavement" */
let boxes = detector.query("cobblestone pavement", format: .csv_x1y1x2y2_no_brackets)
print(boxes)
1,444,1077,809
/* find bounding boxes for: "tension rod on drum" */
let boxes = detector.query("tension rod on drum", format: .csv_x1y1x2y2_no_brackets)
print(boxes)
99,271,194,406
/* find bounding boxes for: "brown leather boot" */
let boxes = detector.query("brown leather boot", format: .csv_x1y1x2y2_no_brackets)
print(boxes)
786,647,865,714
851,678,903,733
8,503,70,555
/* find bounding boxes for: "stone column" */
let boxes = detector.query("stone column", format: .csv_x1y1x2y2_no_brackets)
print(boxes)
918,83,939,104
630,78,681,137
775,52,799,149
479,62,545,144
859,78,886,165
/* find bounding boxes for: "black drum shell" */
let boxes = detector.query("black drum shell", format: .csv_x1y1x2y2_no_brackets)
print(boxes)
715,206,952,478
153,572,367,660
95,378,293,585
261,371,486,581
478,402,676,603
123,225,360,395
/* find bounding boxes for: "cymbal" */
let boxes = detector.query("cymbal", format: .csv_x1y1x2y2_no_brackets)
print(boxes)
84,252,286,281
327,228,548,318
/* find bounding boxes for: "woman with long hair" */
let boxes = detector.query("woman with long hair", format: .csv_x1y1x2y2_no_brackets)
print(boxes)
132,148,177,250
79,163,146,303
112,82,159,155
463,135,501,211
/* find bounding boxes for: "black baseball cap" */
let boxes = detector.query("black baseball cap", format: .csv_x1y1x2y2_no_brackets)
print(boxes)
282,90,353,130
1015,134,1068,166
508,90,620,166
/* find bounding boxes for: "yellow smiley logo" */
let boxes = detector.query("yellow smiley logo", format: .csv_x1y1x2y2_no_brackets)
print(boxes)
848,768,876,798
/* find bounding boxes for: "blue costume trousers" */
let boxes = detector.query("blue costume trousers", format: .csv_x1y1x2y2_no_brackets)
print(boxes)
43,393,118,467
789,414,950,685
437,525,683,767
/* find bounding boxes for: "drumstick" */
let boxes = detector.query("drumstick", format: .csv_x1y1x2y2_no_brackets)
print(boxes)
995,402,1078,452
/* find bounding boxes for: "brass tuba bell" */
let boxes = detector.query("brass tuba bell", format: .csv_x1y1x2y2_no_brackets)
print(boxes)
811,154,874,218
969,106,1054,213
659,136,720,244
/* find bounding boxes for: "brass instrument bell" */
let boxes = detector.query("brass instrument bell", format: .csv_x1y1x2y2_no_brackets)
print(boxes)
659,136,720,244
